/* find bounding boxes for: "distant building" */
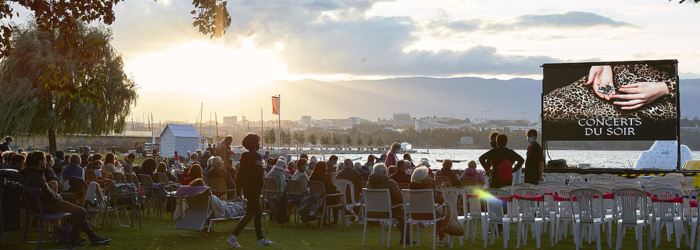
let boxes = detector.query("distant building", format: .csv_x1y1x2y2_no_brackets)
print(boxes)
352,124,386,132
393,113,413,126
160,124,200,158
223,116,237,126
415,118,472,132
348,117,361,127
460,136,474,145
300,116,313,126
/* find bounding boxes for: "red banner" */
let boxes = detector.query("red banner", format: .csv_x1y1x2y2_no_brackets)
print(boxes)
272,96,280,115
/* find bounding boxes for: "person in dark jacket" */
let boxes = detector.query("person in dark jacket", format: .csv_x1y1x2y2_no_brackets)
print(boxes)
479,134,524,188
22,150,110,247
366,163,408,244
62,155,84,191
390,160,411,184
362,155,376,174
524,129,544,185
335,159,363,204
436,159,460,187
53,151,65,174
207,156,236,198
228,133,273,248
80,146,90,168
309,161,342,225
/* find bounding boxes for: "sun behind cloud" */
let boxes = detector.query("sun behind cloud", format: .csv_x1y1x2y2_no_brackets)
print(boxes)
125,38,288,96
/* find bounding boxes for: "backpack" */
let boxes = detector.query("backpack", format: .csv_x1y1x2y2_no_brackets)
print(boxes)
496,158,513,182
115,182,138,205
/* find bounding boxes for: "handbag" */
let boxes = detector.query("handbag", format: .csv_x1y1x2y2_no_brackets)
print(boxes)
440,204,465,236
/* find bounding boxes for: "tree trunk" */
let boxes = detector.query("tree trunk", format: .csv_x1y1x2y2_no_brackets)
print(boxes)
48,128,57,155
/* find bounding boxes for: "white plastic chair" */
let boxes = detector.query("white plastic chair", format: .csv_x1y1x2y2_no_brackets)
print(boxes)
650,187,684,248
501,186,520,221
536,185,557,233
441,187,468,246
569,182,591,188
362,188,402,247
570,188,611,250
308,180,344,229
484,188,518,248
401,189,446,250
552,186,574,242
613,188,651,250
463,186,488,243
513,188,553,248
679,187,698,248
334,179,362,225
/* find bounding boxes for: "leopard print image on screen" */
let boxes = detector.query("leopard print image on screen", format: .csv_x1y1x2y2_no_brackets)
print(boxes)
543,64,677,124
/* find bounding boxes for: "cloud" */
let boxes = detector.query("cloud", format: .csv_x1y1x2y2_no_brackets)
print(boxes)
303,0,342,10
109,0,567,77
279,17,561,76
485,11,636,31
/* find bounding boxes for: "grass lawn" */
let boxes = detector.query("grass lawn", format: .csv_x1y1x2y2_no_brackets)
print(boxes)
3,210,690,250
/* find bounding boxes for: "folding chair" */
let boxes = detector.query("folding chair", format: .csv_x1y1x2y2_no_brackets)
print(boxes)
435,176,452,188
139,174,165,218
308,180,344,229
103,179,141,229
286,179,305,224
101,171,114,181
460,177,478,188
113,172,125,183
20,185,72,250
174,186,220,236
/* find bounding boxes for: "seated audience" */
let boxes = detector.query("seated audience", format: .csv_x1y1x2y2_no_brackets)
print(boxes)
266,158,287,192
366,163,406,244
309,161,341,226
460,160,486,186
436,159,460,187
390,160,411,184
409,166,447,246
22,150,110,247
62,155,85,190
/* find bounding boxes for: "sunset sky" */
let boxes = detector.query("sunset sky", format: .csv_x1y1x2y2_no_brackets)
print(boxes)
8,0,700,123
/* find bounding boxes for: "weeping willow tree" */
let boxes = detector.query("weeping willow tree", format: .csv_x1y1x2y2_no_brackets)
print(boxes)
0,21,138,154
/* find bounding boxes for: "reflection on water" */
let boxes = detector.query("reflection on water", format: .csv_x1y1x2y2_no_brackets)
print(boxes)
320,149,700,170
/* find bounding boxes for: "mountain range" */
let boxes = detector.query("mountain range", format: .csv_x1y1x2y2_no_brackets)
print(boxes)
254,77,700,122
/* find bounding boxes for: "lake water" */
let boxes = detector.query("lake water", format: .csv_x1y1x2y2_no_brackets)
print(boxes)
323,149,700,171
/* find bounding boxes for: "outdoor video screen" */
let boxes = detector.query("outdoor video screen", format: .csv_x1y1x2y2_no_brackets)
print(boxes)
542,60,679,141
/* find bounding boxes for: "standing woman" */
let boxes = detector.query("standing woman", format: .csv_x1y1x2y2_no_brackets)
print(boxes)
385,142,401,169
227,133,273,248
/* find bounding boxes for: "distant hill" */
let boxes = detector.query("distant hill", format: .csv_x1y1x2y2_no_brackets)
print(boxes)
253,77,700,121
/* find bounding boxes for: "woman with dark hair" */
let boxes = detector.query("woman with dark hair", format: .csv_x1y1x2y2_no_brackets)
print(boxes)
308,161,342,226
179,164,203,185
228,133,273,248
102,153,117,173
138,158,158,180
157,162,177,182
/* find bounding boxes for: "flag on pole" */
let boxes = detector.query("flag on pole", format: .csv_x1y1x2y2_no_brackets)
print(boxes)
272,96,280,115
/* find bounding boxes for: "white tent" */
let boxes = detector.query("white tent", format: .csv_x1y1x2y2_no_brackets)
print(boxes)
159,124,199,158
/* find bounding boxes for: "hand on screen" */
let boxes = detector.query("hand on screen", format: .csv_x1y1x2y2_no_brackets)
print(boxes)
586,65,614,100
612,82,670,110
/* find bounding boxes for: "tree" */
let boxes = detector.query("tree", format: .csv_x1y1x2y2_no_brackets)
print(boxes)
356,136,363,149
345,135,352,149
264,128,276,148
333,134,341,149
293,131,306,146
367,135,374,148
0,22,137,154
320,134,330,149
376,138,384,149
308,134,317,147
0,0,232,58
